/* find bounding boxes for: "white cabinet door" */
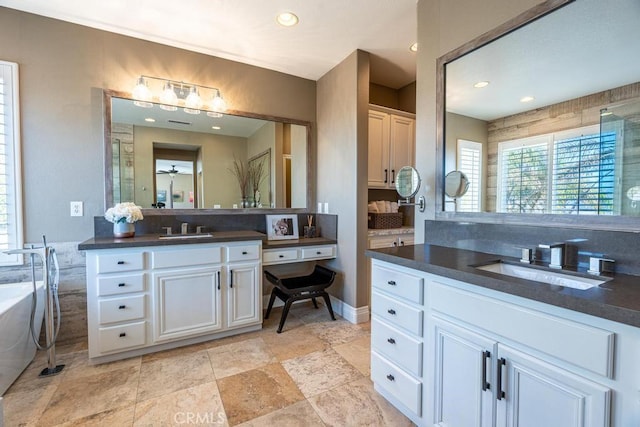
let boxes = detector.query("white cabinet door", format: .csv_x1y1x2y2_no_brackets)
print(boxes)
153,266,223,342
496,344,611,427
368,109,391,188
432,316,496,427
226,262,261,328
369,235,399,249
389,114,415,181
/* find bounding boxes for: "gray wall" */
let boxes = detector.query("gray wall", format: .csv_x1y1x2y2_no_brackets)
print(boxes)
0,7,316,243
414,0,543,243
317,50,370,308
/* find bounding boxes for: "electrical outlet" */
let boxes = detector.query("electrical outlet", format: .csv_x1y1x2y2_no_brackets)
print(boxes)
70,201,83,217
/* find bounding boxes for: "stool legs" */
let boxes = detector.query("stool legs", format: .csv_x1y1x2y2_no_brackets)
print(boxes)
311,297,318,308
277,299,294,333
264,289,277,319
321,292,336,320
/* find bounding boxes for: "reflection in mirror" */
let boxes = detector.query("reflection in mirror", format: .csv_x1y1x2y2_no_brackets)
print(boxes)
107,95,310,210
444,171,469,200
441,0,640,217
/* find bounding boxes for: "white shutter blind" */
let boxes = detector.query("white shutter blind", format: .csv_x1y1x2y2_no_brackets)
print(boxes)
457,140,482,212
0,61,23,265
498,141,548,213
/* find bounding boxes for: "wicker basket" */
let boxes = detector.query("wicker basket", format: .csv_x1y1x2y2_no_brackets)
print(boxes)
367,212,403,229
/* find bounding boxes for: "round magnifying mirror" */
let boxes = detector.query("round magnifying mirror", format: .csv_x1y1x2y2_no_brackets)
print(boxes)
444,171,469,199
395,166,421,199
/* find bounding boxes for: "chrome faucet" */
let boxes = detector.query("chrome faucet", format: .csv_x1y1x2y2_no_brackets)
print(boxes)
181,223,189,234
587,257,615,275
538,243,565,269
519,247,534,264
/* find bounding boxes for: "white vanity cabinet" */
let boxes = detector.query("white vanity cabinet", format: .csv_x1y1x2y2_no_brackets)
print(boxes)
262,244,336,265
85,241,262,364
369,259,639,427
368,105,415,189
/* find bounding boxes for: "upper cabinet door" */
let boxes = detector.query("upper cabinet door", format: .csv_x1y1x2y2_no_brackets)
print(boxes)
390,114,415,175
368,109,391,188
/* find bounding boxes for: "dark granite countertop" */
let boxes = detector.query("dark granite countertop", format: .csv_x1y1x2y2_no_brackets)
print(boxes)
366,244,640,328
79,232,336,251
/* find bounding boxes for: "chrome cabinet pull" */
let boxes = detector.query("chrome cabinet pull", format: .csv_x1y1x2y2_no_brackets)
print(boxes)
481,350,491,391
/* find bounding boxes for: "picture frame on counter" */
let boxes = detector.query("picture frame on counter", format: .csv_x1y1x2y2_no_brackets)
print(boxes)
266,214,299,240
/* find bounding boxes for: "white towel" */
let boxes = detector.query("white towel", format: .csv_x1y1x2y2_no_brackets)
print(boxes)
368,202,378,213
390,202,399,213
376,200,386,213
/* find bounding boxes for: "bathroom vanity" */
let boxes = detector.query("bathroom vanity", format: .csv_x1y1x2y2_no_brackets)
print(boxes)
367,244,640,427
80,232,336,364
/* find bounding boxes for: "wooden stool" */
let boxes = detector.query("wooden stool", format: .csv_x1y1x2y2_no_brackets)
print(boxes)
264,265,337,333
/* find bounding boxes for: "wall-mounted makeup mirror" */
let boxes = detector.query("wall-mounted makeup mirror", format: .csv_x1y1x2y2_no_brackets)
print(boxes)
436,0,640,229
444,171,469,199
104,91,313,211
396,166,426,212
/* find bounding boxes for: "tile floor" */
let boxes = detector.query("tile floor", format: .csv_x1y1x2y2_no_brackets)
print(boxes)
2,302,414,426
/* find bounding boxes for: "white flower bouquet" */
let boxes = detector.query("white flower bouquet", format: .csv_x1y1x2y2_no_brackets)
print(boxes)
104,202,144,224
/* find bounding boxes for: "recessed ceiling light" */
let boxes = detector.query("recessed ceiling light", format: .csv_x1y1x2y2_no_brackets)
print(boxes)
474,81,489,88
520,96,535,103
409,43,418,52
276,12,299,27
212,126,221,130
144,117,156,122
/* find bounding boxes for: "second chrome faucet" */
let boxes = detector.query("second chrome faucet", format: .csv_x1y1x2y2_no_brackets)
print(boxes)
538,243,566,269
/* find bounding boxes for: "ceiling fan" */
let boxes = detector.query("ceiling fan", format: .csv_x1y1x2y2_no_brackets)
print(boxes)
156,165,184,176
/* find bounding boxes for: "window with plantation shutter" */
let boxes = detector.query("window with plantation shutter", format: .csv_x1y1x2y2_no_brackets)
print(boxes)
456,139,482,212
497,125,619,215
0,61,23,265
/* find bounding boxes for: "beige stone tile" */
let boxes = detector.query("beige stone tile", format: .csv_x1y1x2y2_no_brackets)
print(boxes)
333,335,371,376
55,404,136,426
217,363,304,425
2,378,58,427
261,325,329,361
282,348,363,398
290,300,341,325
262,306,306,332
235,400,325,427
308,377,414,427
201,329,264,350
137,349,214,402
38,366,139,425
305,318,369,345
134,381,227,427
53,339,89,356
207,337,276,379
63,352,141,381
141,342,208,363
7,351,77,395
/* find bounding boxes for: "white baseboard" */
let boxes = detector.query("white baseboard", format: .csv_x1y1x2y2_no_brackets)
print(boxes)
261,294,370,324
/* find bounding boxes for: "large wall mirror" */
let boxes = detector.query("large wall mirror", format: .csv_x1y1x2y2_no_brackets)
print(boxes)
436,0,640,229
104,90,312,211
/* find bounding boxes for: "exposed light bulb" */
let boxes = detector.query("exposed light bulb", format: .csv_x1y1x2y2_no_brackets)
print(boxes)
210,90,227,112
184,86,202,114
409,43,418,52
159,81,178,111
132,76,153,108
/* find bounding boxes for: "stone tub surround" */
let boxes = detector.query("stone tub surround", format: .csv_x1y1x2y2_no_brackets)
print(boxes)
424,220,640,276
93,212,338,240
366,244,640,328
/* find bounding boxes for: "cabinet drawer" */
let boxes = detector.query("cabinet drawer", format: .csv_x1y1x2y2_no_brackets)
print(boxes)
99,295,145,324
301,245,335,260
371,351,422,417
151,246,222,269
97,273,145,296
372,291,423,336
227,244,261,262
98,321,146,353
263,249,298,264
371,264,423,304
371,318,422,376
97,252,144,274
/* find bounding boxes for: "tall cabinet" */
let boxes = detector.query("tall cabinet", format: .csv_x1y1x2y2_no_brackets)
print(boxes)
368,105,415,189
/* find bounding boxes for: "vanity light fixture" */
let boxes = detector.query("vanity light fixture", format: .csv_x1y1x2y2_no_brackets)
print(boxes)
131,75,227,115
144,117,156,122
277,12,299,27
474,81,489,88
520,96,535,103
409,43,418,52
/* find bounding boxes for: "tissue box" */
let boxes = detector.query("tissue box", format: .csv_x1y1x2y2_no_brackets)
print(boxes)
367,212,403,229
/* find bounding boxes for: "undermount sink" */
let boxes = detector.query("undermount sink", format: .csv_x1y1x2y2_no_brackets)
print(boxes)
475,261,609,290
158,233,213,240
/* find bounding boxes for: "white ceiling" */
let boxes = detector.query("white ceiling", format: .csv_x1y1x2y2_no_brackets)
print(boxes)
0,0,418,89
